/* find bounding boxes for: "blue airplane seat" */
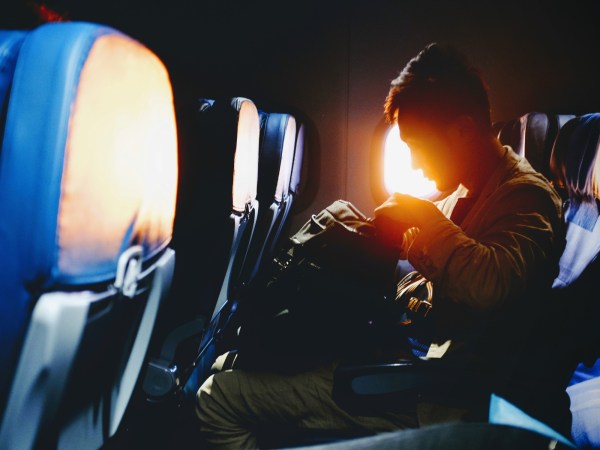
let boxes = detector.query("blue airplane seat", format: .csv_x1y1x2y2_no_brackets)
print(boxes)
172,96,259,318
264,112,299,263
0,21,178,449
290,121,306,203
145,97,260,401
237,111,296,286
170,113,304,412
496,112,576,197
548,113,600,448
511,112,576,182
274,119,306,254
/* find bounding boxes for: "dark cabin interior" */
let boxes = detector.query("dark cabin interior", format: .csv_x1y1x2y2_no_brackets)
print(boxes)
5,0,599,229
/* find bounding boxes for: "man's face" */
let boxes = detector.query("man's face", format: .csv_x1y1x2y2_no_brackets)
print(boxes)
396,114,463,192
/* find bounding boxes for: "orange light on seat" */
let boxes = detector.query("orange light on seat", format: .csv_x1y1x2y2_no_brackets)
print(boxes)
232,100,260,213
58,33,178,275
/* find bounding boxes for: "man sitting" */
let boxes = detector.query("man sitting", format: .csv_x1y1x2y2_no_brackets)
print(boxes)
195,42,569,449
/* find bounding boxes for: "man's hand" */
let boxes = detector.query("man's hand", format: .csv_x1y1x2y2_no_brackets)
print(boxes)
374,192,445,230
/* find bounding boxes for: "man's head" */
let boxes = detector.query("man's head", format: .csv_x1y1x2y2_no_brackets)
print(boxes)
384,43,493,192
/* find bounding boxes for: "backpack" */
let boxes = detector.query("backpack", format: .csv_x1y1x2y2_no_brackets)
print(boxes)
231,199,402,373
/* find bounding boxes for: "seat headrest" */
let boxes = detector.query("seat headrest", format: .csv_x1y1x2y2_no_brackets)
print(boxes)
196,97,259,213
496,112,577,180
519,112,552,177
517,112,576,179
550,114,600,204
257,111,296,204
551,114,600,289
1,21,178,285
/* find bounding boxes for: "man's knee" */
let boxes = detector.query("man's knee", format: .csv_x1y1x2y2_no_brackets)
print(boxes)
196,373,216,423
196,372,260,449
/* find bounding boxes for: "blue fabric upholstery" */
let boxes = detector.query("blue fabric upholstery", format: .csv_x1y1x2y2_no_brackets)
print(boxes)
275,118,305,255
0,21,178,443
497,112,575,181
290,122,305,199
567,371,600,448
551,114,600,290
0,28,27,417
521,112,575,180
549,113,600,448
0,23,118,405
570,358,600,386
0,31,26,114
488,394,574,447
170,96,259,320
238,110,296,284
154,97,260,398
257,111,294,205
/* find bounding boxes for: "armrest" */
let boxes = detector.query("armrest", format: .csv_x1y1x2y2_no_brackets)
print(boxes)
332,357,487,416
143,317,206,400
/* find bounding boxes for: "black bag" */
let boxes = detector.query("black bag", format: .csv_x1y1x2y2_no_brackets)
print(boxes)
233,199,402,372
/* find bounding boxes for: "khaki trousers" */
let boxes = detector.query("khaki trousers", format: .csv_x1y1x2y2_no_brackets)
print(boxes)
196,361,418,449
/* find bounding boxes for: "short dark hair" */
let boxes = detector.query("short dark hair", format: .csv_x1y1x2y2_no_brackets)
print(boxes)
384,43,491,133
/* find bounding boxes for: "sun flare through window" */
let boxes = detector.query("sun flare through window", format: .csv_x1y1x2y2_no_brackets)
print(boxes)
383,124,438,198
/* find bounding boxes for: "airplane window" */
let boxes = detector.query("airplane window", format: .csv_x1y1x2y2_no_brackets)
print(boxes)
383,124,438,198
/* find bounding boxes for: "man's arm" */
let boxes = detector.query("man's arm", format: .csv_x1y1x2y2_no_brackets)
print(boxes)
407,183,562,310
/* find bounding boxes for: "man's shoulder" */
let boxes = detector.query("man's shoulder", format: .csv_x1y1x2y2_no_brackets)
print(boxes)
496,165,563,219
499,152,561,203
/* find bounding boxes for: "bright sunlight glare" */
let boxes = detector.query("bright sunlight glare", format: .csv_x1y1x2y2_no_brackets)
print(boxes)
384,125,438,198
